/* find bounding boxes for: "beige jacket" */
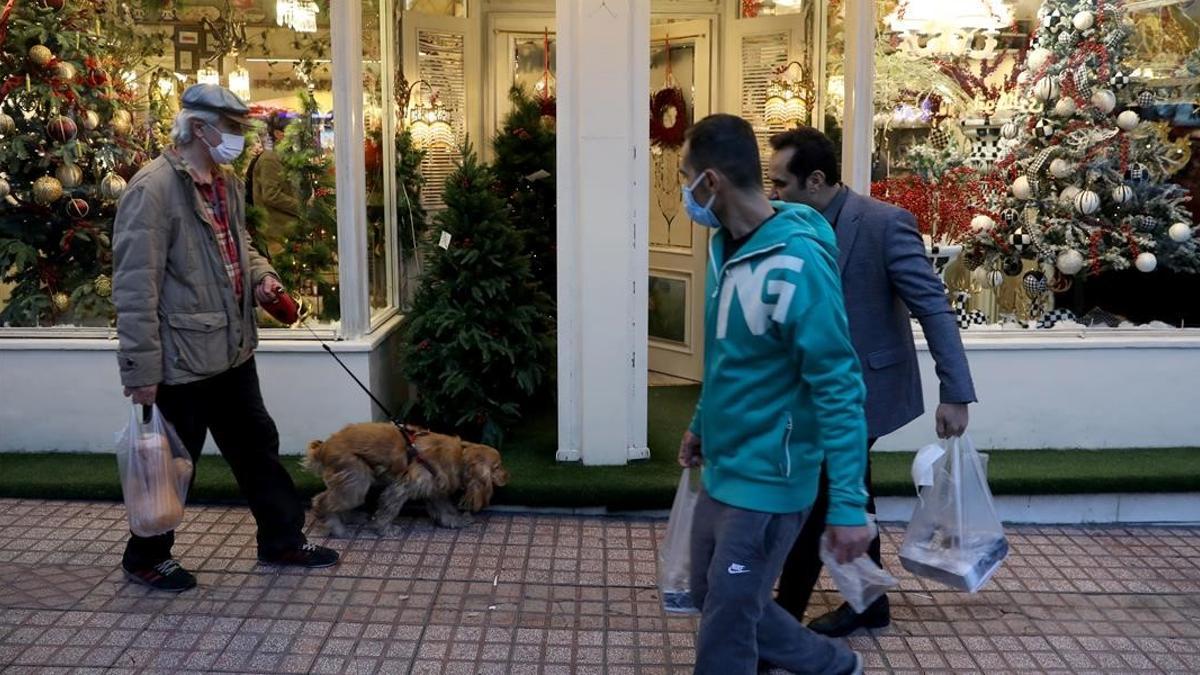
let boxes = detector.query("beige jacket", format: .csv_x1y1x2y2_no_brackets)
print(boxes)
249,148,300,255
113,151,276,387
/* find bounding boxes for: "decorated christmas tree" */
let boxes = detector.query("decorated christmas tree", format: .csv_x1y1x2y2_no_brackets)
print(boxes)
400,144,553,444
964,0,1198,283
273,91,338,321
491,86,556,302
0,0,158,326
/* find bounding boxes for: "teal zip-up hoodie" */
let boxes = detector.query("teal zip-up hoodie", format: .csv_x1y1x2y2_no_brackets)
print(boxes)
689,202,868,526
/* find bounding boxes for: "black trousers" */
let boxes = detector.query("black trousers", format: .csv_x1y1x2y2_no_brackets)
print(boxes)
122,358,306,569
776,439,881,620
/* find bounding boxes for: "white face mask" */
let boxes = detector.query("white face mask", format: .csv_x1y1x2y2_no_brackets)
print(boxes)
200,123,245,164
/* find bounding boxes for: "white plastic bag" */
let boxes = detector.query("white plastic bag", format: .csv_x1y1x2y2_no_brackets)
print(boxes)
658,468,700,614
116,405,193,537
819,517,898,613
899,435,1008,593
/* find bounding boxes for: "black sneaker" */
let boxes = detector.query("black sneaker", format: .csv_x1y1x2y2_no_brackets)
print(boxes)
258,543,339,568
808,596,891,637
123,559,197,592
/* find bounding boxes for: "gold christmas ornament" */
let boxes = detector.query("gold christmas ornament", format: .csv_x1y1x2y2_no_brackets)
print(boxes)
0,178,10,200
99,173,127,201
81,110,100,131
110,113,132,136
0,112,14,135
28,45,54,67
56,163,83,189
54,61,77,81
52,292,70,312
111,109,132,126
33,176,64,204
95,275,112,298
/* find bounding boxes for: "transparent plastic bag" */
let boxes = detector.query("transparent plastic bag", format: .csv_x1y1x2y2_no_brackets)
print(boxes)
115,405,193,537
819,517,898,613
658,468,701,614
899,435,1008,593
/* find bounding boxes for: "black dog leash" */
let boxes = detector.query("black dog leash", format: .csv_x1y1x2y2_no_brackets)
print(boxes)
298,316,437,475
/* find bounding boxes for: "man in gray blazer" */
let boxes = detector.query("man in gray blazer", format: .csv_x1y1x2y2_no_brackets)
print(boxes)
767,128,977,636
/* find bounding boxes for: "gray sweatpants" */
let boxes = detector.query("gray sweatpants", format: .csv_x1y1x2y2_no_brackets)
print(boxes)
690,487,856,675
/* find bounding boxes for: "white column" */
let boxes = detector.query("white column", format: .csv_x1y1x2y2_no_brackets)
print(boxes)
330,0,370,339
841,0,875,193
555,0,651,465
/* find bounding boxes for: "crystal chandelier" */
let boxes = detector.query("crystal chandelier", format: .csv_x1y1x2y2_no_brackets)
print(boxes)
763,62,813,128
196,67,221,86
228,65,251,101
886,0,1014,59
276,0,319,33
406,89,454,149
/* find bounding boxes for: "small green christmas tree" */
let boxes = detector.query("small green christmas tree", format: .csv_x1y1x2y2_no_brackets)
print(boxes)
400,143,553,443
492,86,556,302
0,1,161,326
273,92,339,321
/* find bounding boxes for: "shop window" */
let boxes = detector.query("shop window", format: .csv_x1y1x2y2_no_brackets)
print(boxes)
0,0,342,329
414,29,468,211
739,33,793,188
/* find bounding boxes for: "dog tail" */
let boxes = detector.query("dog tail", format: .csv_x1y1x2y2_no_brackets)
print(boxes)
302,439,326,476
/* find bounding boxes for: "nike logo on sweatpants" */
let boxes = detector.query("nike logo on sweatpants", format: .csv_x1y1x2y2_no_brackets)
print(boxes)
728,563,750,575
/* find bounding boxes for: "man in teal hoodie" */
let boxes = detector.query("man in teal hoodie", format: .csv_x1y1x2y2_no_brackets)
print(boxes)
677,114,870,675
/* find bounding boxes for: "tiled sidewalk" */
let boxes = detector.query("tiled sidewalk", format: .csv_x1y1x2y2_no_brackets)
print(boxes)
0,499,1197,674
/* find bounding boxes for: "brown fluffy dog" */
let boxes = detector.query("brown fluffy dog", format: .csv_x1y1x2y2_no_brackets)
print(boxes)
304,423,509,536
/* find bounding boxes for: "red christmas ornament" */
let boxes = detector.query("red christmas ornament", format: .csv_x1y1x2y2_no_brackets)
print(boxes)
47,115,77,143
39,0,66,8
65,198,89,219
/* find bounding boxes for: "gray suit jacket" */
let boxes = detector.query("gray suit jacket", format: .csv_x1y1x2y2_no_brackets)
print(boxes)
834,189,976,438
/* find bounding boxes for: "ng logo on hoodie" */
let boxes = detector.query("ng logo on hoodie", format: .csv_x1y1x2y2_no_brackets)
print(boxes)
716,255,805,339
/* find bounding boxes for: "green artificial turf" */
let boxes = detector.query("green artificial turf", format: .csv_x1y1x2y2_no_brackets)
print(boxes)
1,385,1197,510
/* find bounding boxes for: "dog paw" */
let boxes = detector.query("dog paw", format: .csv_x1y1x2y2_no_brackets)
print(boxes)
371,522,400,538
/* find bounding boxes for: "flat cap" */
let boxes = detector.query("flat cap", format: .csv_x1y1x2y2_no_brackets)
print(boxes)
180,83,252,126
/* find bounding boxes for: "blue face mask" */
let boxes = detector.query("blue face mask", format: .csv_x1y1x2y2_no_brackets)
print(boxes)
683,172,722,229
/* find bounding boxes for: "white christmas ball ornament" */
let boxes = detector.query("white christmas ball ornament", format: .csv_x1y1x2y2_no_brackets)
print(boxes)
1111,184,1134,204
1073,10,1095,31
1034,77,1060,102
1027,48,1052,72
988,270,1005,287
970,215,996,233
1054,97,1077,118
1117,110,1140,131
1170,222,1193,242
1091,89,1117,114
1135,252,1157,273
1056,249,1085,275
1001,121,1020,139
1012,176,1034,200
1074,189,1101,215
1050,158,1074,179
1059,185,1082,206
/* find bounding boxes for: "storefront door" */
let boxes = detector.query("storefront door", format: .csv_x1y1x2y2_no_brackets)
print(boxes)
647,19,712,383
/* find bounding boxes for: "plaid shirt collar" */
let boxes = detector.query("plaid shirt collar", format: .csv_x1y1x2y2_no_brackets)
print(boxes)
164,148,244,299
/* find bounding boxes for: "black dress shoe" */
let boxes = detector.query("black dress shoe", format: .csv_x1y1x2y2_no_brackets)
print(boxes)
808,596,890,637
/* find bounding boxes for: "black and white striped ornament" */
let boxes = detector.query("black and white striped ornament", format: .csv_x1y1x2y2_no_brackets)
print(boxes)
1074,189,1101,215
1127,162,1149,182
